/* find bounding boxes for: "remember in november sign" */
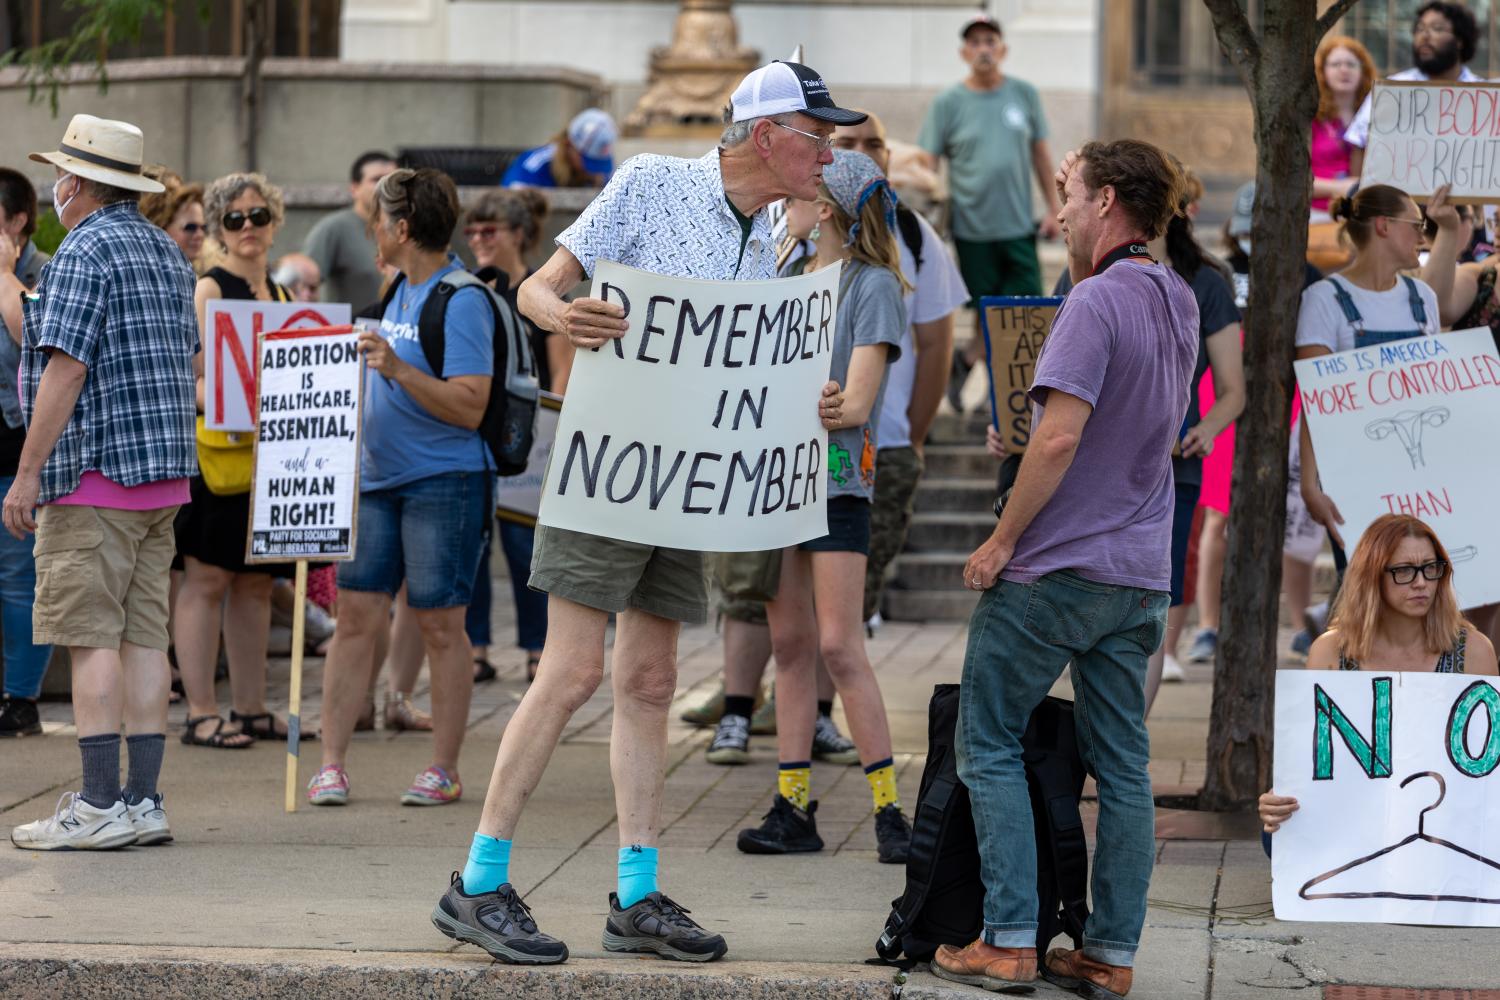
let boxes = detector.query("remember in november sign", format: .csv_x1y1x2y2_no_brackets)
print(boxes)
1273,671,1500,926
537,259,838,552
1360,80,1500,201
205,299,352,432
248,326,363,562
1294,328,1500,607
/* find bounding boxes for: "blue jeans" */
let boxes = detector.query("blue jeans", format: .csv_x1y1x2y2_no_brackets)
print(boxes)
338,472,490,609
0,475,52,698
498,520,547,651
957,570,1167,967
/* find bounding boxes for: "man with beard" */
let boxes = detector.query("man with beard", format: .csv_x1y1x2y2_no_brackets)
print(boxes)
1345,2,1482,172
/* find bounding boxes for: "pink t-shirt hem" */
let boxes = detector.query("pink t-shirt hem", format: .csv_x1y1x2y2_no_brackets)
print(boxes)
51,471,190,510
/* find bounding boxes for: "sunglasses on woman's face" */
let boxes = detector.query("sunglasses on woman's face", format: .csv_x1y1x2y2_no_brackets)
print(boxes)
178,223,204,234
464,225,501,240
222,207,272,232
1384,559,1448,585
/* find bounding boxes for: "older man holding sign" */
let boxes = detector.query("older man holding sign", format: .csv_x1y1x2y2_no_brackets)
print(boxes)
429,61,865,965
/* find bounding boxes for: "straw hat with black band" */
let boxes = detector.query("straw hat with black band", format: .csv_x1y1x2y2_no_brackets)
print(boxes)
28,114,166,194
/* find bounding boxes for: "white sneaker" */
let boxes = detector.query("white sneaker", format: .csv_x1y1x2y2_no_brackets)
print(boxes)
125,794,173,845
10,792,138,851
1162,654,1186,683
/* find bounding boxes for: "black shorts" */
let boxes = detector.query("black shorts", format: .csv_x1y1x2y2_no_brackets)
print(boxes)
799,496,872,556
173,476,295,576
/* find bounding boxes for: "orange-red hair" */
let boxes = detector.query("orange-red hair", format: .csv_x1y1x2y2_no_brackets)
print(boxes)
1329,514,1466,663
1316,35,1377,125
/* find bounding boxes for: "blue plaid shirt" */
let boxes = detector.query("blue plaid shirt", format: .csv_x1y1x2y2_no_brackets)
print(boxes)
20,202,198,503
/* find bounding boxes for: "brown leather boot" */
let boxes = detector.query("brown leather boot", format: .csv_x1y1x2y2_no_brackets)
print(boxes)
1044,947,1133,999
931,939,1037,993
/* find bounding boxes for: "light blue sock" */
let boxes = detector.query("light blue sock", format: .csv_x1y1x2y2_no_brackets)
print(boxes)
460,833,512,895
617,845,659,908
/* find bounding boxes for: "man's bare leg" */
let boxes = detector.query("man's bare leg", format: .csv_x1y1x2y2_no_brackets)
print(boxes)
609,608,681,846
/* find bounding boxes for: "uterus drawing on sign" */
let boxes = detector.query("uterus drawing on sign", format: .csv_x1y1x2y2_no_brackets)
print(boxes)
1364,407,1451,469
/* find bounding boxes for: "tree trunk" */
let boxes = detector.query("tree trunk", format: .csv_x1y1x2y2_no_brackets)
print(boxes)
1199,0,1332,810
238,0,266,172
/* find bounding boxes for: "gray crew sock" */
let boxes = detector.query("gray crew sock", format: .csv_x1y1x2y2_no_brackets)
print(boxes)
78,733,122,809
124,733,166,805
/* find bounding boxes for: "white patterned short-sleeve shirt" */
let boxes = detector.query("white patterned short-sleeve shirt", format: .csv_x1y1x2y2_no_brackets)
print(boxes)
558,150,778,282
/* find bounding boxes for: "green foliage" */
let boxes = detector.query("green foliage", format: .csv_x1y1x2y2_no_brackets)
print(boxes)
32,210,66,257
0,0,211,115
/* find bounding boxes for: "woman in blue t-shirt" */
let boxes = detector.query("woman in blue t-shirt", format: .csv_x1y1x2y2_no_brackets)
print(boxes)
310,168,495,809
735,150,915,865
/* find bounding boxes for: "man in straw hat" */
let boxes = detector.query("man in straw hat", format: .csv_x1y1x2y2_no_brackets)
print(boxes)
5,115,198,852
430,60,866,967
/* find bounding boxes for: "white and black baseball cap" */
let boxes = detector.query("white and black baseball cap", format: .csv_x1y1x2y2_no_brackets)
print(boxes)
729,61,868,125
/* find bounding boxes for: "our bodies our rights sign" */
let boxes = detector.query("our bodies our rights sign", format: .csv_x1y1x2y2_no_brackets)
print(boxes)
1273,671,1500,926
1360,80,1500,200
537,260,838,551
1295,328,1500,607
248,327,363,562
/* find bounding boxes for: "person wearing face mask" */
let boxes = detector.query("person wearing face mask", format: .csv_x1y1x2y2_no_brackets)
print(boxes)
4,115,196,852
1343,2,1482,175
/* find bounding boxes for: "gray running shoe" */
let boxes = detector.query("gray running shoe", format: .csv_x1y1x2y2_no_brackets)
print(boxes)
603,891,728,962
706,713,750,765
812,714,859,765
431,873,568,965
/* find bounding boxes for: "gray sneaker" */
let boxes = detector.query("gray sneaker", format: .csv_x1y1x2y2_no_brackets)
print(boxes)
603,891,728,962
812,714,859,765
431,873,568,965
706,713,750,765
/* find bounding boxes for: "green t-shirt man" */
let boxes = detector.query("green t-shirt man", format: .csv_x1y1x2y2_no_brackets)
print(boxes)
917,77,1048,243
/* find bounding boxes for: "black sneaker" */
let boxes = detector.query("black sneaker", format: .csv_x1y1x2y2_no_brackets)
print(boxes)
603,890,728,962
875,804,912,865
736,794,824,854
431,873,568,965
705,713,750,765
0,695,41,738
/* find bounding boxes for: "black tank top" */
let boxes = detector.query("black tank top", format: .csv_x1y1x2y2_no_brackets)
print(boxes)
205,266,288,303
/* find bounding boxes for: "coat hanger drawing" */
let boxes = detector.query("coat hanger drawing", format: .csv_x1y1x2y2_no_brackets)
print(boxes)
1299,771,1500,904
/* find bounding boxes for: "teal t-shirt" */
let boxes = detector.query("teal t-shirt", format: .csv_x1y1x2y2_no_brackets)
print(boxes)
918,78,1048,242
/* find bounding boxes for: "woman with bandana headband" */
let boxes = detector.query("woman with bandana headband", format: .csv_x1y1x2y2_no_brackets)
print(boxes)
736,149,915,864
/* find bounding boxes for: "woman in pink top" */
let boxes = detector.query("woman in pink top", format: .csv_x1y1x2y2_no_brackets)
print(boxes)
1310,36,1375,213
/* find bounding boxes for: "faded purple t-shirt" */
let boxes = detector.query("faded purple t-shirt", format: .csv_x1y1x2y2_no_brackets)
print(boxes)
1001,261,1199,591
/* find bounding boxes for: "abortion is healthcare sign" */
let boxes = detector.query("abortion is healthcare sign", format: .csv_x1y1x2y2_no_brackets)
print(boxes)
1273,671,1500,926
1360,80,1500,201
205,299,352,431
538,260,838,552
247,327,363,562
1295,328,1500,607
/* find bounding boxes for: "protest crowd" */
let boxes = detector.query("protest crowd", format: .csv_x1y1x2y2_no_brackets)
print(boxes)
4,3,1500,996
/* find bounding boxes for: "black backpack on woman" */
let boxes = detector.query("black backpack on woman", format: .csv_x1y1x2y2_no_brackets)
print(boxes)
875,684,1091,963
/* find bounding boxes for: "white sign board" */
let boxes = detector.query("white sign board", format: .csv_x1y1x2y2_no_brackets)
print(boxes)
1273,670,1500,926
496,392,562,525
1360,80,1500,202
248,327,363,562
1295,328,1500,607
205,299,352,431
537,260,838,551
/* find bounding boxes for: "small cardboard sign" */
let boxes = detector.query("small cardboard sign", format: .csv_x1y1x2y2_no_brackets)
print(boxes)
980,296,1063,455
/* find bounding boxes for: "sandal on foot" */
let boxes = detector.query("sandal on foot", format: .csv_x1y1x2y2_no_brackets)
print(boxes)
232,710,313,742
474,658,498,684
181,714,254,749
526,652,541,683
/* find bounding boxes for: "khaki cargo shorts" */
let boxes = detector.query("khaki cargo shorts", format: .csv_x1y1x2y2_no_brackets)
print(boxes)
530,524,708,624
33,503,179,650
709,549,781,625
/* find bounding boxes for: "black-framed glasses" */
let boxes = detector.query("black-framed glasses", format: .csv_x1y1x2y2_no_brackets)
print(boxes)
223,207,273,231
1384,560,1448,585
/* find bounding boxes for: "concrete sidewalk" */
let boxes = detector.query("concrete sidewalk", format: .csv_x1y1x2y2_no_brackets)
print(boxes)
1,590,1494,998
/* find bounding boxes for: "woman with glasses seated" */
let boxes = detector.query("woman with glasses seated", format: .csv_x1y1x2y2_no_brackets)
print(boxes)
175,172,301,749
1259,514,1497,837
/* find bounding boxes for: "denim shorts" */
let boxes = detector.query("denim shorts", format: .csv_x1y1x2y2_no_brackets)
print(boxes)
337,472,491,609
799,496,872,555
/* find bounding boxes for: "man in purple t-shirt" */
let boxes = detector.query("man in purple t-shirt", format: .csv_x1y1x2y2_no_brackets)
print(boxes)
932,140,1198,998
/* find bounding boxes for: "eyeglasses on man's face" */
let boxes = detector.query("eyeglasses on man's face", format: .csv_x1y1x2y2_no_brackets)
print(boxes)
771,119,835,154
1384,559,1448,585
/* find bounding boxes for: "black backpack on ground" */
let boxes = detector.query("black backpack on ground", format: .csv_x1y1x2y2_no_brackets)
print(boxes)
378,269,538,475
875,684,1091,964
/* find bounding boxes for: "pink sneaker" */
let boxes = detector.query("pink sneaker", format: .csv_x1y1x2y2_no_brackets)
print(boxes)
401,765,461,806
307,764,350,806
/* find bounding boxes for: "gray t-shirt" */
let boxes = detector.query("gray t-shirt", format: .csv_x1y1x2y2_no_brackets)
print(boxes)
827,262,905,501
303,208,383,311
1002,262,1199,591
917,78,1048,242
